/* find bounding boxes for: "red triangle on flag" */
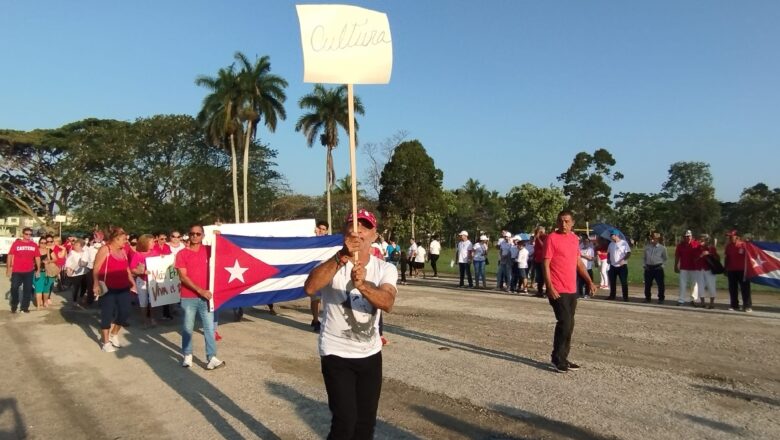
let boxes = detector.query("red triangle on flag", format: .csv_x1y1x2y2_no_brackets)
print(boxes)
213,234,280,310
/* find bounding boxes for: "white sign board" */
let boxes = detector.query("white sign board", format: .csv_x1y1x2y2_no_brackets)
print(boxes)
146,255,181,307
296,4,392,84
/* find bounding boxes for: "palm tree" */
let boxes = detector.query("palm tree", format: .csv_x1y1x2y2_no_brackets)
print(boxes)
295,84,365,229
195,66,243,222
234,52,288,222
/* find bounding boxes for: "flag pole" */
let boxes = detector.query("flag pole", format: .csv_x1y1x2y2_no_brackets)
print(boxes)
347,83,359,262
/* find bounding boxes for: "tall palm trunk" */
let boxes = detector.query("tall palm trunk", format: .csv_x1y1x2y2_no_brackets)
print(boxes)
229,134,240,223
411,209,416,240
242,123,252,223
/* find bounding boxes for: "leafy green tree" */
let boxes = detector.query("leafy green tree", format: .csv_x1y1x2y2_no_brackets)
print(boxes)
378,140,444,239
295,84,364,230
611,192,669,242
442,179,506,240
725,183,780,240
195,66,243,222
557,148,624,222
504,183,566,232
661,161,720,234
234,52,288,222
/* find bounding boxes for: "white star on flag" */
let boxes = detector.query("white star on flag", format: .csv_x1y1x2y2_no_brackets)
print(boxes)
225,259,249,284
752,255,764,268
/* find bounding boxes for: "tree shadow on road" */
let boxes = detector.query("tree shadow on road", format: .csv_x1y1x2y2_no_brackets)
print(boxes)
0,398,27,439
383,324,553,372
490,404,619,440
265,381,420,440
676,412,746,435
690,383,780,407
58,304,280,440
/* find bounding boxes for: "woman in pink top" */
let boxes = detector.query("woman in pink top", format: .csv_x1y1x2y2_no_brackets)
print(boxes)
129,234,160,327
92,227,135,353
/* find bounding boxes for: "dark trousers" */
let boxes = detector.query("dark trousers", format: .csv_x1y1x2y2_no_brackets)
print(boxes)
84,268,95,304
458,262,473,287
726,270,752,309
99,288,132,329
534,262,545,293
510,265,521,291
577,269,593,296
321,352,382,440
430,254,439,276
643,266,665,301
548,294,578,367
69,274,88,301
10,271,34,312
608,265,629,299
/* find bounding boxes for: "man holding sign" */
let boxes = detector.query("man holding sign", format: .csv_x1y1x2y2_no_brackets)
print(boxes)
175,224,224,370
304,209,397,440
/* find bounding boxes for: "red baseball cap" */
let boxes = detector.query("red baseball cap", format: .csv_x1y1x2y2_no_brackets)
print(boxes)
345,209,377,229
725,230,738,236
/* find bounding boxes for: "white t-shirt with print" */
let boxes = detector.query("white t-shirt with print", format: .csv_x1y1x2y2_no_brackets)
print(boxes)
517,247,529,268
319,256,398,358
456,240,473,263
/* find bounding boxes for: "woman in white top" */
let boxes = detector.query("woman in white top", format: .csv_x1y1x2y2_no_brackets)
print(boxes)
472,235,489,289
65,239,89,305
413,245,427,278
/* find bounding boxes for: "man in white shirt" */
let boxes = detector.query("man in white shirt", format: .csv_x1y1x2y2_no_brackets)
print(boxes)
428,234,441,278
303,209,397,440
516,240,530,293
607,229,631,301
456,231,473,288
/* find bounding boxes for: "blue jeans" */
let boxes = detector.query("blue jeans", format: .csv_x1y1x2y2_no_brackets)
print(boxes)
181,297,216,359
473,260,486,286
10,271,34,311
497,260,512,289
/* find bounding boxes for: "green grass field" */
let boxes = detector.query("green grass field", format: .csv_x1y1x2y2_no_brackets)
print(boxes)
420,246,773,292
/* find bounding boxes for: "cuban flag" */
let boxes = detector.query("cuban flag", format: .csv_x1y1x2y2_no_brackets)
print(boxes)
744,241,780,289
209,234,343,310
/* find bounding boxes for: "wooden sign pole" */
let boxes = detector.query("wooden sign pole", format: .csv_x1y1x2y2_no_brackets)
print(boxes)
347,83,359,262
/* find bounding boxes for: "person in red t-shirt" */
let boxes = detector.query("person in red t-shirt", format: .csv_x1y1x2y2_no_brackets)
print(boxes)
6,227,41,313
674,230,701,306
533,226,547,297
544,210,596,373
723,230,752,311
175,224,224,370
92,227,135,353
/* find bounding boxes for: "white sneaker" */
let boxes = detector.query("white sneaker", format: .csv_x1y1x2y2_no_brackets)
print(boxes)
109,334,121,348
101,342,117,353
182,354,193,368
744,308,753,313
206,357,225,370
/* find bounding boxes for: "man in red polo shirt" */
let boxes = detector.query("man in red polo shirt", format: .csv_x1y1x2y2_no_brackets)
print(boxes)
674,230,700,306
544,211,596,373
6,228,41,313
724,230,752,312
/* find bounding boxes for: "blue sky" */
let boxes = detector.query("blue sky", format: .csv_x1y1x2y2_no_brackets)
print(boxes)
2,0,778,202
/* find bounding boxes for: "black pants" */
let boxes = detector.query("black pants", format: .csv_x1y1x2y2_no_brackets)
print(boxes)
69,274,88,301
726,270,752,309
10,271,34,312
321,352,382,440
458,262,473,287
643,266,665,301
576,269,593,297
608,265,629,300
430,254,439,276
534,262,545,293
548,294,577,367
84,268,95,304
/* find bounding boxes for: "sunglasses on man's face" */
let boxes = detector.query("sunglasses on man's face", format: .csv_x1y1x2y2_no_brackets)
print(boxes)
171,235,181,239
46,240,53,244
189,232,203,236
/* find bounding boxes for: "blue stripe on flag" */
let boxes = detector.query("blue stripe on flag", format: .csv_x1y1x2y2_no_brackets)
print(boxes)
753,241,780,253
750,276,780,289
222,234,343,250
